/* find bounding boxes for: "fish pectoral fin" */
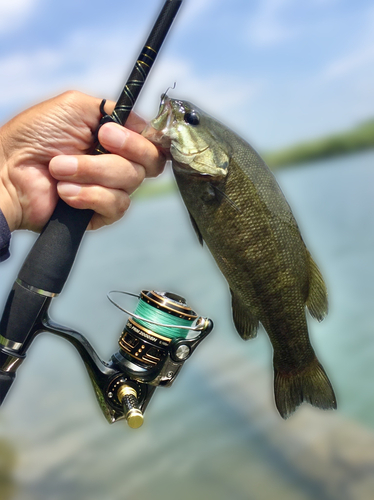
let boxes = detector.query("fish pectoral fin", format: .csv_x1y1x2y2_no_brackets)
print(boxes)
210,183,240,212
305,252,328,321
274,356,337,419
231,291,259,340
188,210,204,246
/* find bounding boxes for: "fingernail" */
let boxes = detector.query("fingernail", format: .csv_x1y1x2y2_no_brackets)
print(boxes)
58,182,81,197
100,123,128,149
51,156,78,176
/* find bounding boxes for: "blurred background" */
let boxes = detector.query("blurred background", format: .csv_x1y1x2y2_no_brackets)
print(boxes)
1,0,374,499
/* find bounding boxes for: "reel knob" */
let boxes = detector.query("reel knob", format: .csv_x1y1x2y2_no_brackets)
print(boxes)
117,385,144,429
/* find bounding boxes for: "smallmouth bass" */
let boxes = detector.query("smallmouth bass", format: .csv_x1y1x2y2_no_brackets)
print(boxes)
143,95,336,418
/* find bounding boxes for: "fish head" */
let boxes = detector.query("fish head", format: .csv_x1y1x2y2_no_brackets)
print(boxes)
143,96,231,179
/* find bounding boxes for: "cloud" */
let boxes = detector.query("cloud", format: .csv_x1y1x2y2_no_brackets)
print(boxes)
0,18,259,130
6,0,371,152
0,50,63,115
0,0,40,34
177,0,218,25
246,0,297,47
245,0,343,48
321,6,374,82
323,46,374,81
0,27,139,118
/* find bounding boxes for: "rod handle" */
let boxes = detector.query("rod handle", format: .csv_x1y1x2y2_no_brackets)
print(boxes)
17,201,93,295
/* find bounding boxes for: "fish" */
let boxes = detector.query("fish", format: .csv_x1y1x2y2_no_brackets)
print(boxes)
142,95,337,419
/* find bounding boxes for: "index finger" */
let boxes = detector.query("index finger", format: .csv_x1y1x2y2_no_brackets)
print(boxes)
125,112,148,134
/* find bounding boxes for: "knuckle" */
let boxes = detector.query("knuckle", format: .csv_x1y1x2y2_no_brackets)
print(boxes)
157,152,167,172
146,152,166,178
59,89,84,104
131,139,150,165
119,193,131,214
112,193,130,220
122,163,145,192
134,163,146,184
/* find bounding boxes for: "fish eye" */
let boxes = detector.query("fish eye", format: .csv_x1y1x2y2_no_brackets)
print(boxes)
184,111,200,126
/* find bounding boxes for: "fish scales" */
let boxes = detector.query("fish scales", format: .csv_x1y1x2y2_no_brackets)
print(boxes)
143,96,336,418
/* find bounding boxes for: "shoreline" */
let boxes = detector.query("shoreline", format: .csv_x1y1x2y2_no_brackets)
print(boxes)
263,119,374,169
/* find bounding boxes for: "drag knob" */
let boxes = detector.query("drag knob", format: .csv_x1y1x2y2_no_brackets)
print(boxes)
117,385,144,429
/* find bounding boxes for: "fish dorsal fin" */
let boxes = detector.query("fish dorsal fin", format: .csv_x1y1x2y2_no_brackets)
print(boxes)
188,210,204,246
305,251,328,321
231,291,259,340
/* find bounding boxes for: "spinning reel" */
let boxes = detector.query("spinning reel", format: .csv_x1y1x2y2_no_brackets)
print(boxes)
0,289,213,429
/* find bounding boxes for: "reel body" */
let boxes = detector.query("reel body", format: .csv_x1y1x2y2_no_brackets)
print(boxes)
108,290,213,427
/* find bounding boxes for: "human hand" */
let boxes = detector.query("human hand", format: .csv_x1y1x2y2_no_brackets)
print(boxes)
0,91,165,232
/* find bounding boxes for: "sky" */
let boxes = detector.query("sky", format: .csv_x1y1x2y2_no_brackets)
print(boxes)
0,0,374,151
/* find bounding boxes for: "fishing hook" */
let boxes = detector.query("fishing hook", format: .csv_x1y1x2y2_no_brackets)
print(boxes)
161,82,177,104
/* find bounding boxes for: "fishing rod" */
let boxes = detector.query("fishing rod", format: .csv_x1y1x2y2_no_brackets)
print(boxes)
0,0,213,429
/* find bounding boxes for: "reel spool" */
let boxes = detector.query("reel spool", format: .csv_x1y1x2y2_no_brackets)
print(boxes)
110,291,203,367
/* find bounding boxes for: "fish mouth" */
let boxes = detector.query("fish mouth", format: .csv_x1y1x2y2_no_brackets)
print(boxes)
172,162,214,178
142,96,174,151
173,144,209,157
142,124,171,155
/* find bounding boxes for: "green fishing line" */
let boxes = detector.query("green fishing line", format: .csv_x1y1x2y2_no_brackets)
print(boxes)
133,299,193,339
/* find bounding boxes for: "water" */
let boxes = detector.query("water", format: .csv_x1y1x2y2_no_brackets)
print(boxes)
1,150,374,499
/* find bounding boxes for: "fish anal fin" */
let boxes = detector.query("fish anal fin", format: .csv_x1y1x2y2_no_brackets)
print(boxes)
231,291,259,340
188,210,204,246
274,356,337,419
306,252,328,322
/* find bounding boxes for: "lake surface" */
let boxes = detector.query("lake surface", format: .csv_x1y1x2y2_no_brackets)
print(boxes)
1,150,374,499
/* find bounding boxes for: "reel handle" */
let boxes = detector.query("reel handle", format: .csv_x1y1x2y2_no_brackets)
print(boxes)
117,385,144,429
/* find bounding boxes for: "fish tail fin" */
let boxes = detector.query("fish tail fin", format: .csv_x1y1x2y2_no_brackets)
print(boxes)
274,356,337,419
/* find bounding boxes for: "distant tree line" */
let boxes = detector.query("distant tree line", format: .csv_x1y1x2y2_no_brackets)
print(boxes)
264,119,374,169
